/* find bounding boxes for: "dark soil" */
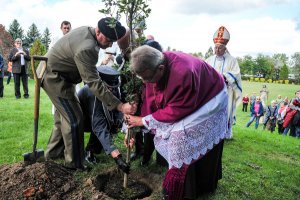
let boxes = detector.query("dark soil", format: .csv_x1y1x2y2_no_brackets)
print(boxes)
0,161,164,200
95,171,152,200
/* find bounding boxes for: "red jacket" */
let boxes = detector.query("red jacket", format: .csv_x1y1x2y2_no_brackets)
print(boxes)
242,96,249,104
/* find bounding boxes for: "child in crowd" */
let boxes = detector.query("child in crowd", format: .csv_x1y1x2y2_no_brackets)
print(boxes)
263,100,278,133
242,94,249,112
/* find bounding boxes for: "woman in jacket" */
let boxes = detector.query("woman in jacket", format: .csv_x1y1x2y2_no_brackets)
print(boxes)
246,96,264,129
8,38,31,99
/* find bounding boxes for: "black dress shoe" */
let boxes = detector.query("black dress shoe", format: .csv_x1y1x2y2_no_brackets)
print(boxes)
140,159,150,166
130,152,137,161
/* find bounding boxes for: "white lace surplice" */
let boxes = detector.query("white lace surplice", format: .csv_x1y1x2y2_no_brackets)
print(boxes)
142,87,229,169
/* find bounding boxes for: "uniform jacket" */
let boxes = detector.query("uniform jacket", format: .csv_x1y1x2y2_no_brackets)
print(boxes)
8,47,30,74
38,26,120,110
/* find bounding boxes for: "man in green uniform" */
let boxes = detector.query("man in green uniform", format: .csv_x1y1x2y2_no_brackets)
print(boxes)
39,17,136,170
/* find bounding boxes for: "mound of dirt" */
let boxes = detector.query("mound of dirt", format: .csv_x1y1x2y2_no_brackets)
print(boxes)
0,161,164,200
0,161,104,199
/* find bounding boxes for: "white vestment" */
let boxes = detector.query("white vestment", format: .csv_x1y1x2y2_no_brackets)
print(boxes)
206,52,242,138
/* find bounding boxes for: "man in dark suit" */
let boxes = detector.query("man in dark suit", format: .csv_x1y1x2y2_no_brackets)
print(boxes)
8,38,31,99
78,65,129,173
38,17,136,170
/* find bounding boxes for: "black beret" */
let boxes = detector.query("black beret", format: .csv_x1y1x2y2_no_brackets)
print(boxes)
98,17,126,41
143,40,163,52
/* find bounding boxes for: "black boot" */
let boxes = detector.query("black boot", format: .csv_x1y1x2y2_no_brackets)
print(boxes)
85,150,97,165
114,155,130,174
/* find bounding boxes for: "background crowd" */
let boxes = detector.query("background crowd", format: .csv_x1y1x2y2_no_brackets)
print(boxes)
244,85,300,138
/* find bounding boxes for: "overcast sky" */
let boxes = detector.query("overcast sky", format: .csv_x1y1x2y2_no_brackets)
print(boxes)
1,0,300,58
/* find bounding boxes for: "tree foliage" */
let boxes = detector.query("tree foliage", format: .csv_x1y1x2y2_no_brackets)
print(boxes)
24,23,41,49
291,52,300,83
41,28,51,51
0,24,14,66
29,39,47,79
279,64,289,80
238,55,254,75
99,0,151,102
8,19,24,41
204,46,213,59
191,52,203,59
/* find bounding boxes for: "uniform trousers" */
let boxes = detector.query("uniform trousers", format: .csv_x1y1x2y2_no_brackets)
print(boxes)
42,75,84,169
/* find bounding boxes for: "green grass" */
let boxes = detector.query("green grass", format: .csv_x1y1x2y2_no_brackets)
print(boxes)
0,79,300,200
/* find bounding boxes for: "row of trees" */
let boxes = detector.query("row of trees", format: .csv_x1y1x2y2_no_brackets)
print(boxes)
188,47,300,83
7,19,51,50
1,19,300,84
0,19,50,78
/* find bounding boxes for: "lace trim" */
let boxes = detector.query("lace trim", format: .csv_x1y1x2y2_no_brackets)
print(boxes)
145,107,228,169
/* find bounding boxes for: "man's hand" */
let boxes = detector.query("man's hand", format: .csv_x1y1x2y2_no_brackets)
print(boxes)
124,130,135,149
124,114,143,128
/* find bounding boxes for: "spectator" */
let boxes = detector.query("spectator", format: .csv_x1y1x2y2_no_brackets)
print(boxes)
60,20,71,35
263,100,278,133
125,46,228,199
277,101,288,134
283,96,289,104
246,96,264,129
38,17,136,170
146,34,154,40
283,90,300,137
0,54,4,98
8,38,30,99
99,47,116,67
260,84,269,109
249,92,256,106
6,61,13,85
242,94,249,112
206,26,242,139
276,94,282,104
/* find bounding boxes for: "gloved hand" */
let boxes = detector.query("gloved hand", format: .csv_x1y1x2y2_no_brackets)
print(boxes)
114,155,130,174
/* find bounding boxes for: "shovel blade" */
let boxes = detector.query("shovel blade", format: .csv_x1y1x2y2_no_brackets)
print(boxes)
23,149,45,164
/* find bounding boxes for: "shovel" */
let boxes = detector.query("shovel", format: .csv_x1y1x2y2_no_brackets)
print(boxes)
23,56,48,164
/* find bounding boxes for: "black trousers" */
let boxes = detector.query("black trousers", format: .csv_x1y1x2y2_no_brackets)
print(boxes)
0,77,3,97
242,103,248,112
85,131,103,154
13,65,29,98
7,73,12,84
184,140,224,199
290,111,300,137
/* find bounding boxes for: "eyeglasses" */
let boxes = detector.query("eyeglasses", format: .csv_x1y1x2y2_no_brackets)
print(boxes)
135,61,163,83
214,45,225,50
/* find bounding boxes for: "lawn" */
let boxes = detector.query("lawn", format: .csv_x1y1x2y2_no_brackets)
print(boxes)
0,79,299,200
